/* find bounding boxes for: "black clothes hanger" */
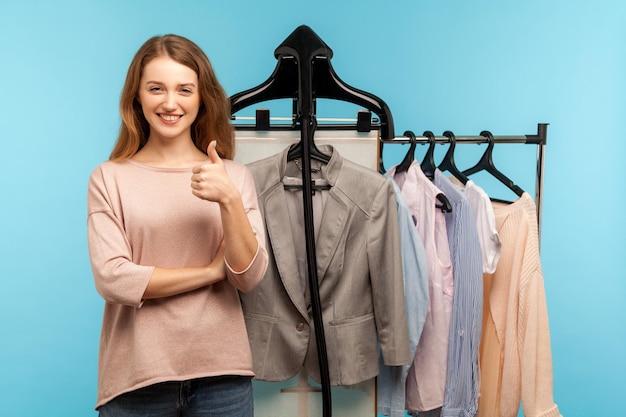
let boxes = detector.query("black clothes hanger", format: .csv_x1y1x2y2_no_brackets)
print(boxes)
421,131,452,212
438,130,469,185
462,130,525,197
286,117,331,163
394,130,418,174
436,191,453,213
420,130,437,180
284,119,332,194
230,25,395,140
393,130,451,213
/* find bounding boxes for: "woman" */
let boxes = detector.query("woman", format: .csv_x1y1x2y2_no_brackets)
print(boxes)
87,34,268,416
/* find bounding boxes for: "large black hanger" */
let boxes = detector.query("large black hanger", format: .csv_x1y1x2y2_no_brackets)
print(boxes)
230,25,395,141
232,26,402,417
437,130,469,185
462,130,524,197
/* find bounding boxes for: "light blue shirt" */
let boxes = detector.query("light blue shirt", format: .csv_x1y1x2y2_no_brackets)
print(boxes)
377,176,429,417
434,170,483,417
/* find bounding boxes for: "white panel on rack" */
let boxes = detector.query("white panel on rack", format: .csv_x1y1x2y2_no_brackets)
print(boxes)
235,129,380,417
234,130,379,171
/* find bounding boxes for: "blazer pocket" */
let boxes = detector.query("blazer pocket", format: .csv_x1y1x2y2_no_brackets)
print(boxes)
243,313,279,374
329,313,379,385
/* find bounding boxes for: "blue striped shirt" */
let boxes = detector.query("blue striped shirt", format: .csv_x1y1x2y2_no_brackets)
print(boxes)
434,170,483,417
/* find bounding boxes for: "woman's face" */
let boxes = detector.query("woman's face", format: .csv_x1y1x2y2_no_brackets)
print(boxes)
138,56,201,144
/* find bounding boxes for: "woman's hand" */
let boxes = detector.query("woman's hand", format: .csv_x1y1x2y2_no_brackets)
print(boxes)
189,140,258,276
190,141,238,205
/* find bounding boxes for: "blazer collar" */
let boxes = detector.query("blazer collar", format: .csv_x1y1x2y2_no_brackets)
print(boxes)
251,144,343,195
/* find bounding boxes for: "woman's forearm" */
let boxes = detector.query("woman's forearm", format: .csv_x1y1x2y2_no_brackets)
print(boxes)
219,195,259,273
142,243,226,300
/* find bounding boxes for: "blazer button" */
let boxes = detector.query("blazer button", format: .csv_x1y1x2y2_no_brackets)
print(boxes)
296,322,305,332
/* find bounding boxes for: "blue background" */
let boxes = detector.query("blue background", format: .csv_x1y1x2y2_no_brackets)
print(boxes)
1,1,624,416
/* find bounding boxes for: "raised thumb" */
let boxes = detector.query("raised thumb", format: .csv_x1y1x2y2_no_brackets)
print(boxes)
207,140,220,163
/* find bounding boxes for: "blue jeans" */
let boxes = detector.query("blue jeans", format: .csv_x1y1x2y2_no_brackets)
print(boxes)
98,375,253,417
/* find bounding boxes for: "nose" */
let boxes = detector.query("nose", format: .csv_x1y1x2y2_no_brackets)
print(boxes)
163,93,177,110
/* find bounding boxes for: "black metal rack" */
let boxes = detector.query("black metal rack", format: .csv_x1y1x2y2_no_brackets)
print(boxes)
379,124,548,236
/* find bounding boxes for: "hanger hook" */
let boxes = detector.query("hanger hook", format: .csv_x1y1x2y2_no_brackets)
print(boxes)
421,130,437,179
479,130,495,151
423,130,436,145
404,130,417,147
393,130,417,174
423,130,437,154
442,130,456,151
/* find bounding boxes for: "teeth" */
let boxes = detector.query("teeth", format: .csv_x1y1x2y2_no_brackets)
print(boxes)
160,114,180,121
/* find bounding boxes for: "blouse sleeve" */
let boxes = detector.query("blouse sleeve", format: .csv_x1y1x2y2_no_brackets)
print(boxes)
223,163,269,293
87,166,154,308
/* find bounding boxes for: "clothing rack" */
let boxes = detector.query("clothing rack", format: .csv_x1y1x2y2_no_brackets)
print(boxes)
230,24,548,417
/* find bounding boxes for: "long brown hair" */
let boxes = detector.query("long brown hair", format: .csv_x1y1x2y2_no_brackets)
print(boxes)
109,34,234,160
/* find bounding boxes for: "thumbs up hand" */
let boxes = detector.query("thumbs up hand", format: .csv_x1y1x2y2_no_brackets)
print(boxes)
191,141,237,204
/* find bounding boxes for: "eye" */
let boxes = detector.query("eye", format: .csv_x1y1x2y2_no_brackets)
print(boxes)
181,88,193,94
148,86,162,92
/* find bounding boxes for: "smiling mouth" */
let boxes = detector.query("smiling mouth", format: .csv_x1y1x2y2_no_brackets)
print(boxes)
159,114,182,122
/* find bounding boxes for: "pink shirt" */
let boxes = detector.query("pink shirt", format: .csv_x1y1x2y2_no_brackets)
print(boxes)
390,162,454,412
87,159,268,408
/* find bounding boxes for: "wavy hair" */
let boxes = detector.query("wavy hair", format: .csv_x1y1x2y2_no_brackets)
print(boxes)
109,34,234,160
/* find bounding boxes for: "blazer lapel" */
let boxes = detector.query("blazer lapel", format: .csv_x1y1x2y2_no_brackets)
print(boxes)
314,191,349,281
263,184,310,319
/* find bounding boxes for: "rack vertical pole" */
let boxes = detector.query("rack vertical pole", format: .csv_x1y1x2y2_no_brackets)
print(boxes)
534,123,548,245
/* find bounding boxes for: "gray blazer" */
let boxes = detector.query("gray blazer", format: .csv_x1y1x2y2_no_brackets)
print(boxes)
242,145,410,386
